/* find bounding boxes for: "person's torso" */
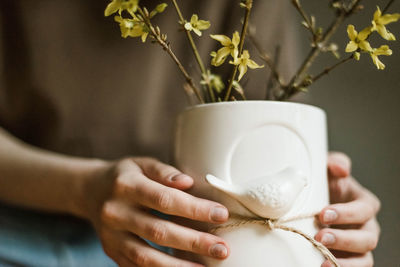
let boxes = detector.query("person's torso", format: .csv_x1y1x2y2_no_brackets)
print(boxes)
0,0,296,162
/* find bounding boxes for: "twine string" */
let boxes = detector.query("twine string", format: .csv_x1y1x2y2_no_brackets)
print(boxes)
210,213,340,267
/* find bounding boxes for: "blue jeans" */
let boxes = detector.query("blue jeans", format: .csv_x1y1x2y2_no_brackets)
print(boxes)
0,204,117,267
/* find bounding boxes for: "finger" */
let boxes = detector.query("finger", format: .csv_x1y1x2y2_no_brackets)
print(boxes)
121,233,205,267
328,152,351,179
321,252,374,267
315,227,378,254
113,172,229,223
134,178,229,223
320,186,380,225
328,175,354,204
362,217,381,237
319,199,377,225
134,157,194,190
118,254,138,267
104,204,229,259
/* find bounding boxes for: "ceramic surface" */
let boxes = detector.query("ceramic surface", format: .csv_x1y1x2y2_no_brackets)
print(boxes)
174,101,329,266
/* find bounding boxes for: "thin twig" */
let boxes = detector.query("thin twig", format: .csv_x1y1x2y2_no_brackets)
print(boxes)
138,7,204,103
171,0,215,102
224,0,254,101
311,55,353,83
280,0,362,100
383,0,396,13
265,45,281,100
249,33,284,89
290,13,345,86
292,0,318,39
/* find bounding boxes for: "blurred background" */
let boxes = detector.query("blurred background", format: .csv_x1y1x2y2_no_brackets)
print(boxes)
0,0,398,266
299,1,400,265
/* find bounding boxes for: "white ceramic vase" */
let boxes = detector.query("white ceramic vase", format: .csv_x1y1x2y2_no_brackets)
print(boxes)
174,101,329,266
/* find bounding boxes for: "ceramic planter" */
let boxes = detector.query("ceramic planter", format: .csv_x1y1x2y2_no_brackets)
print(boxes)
174,101,329,266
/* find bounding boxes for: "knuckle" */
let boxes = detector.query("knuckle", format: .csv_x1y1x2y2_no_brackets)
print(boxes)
149,162,161,176
129,248,148,266
187,199,202,220
114,175,137,196
366,236,378,251
342,206,356,220
147,222,168,243
154,191,172,211
364,205,376,221
189,234,202,252
338,233,352,249
100,202,119,225
373,195,381,213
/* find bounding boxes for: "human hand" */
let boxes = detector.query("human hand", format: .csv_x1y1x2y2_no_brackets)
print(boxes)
84,157,230,267
315,153,381,267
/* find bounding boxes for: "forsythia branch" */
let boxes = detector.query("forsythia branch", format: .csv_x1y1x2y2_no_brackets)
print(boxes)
137,7,205,103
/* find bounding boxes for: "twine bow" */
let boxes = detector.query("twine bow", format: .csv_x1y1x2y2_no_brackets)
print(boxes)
210,213,340,267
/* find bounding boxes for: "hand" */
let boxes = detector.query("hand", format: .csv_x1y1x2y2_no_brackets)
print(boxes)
84,157,230,267
315,153,381,267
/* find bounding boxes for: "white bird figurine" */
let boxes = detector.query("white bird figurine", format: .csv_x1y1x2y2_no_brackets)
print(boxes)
205,167,307,219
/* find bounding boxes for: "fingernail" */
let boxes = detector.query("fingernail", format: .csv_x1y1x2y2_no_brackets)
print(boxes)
170,174,191,182
323,209,338,223
321,233,336,246
210,243,228,258
210,206,229,222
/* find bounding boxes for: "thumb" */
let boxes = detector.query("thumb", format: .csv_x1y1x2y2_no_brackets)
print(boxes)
133,157,194,190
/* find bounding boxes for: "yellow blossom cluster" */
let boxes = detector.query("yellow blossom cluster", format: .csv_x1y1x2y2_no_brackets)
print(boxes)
184,15,211,37
210,32,263,81
201,70,225,93
346,6,400,70
105,0,167,42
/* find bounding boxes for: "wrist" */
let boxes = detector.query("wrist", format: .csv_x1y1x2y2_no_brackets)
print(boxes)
70,158,113,220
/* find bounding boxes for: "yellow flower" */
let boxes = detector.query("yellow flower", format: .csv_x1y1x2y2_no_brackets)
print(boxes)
184,14,211,37
114,16,149,42
370,45,392,70
353,52,361,61
229,50,264,81
201,70,225,93
210,31,240,66
149,3,168,18
105,0,139,17
345,25,373,53
371,6,400,41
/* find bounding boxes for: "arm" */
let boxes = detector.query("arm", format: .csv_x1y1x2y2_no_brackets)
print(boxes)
0,127,103,217
0,127,230,267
